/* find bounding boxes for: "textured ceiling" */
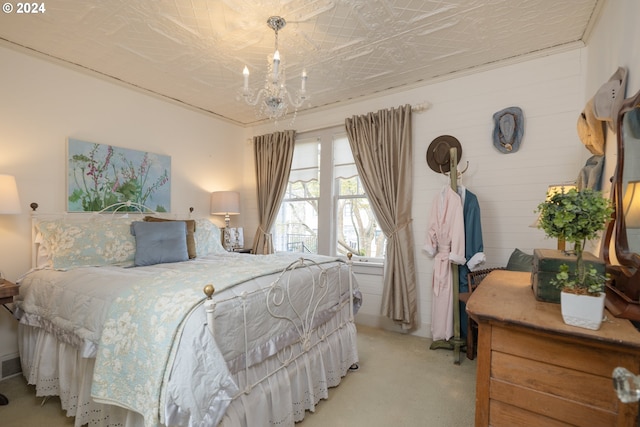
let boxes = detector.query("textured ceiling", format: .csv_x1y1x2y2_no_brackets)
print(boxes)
0,0,602,126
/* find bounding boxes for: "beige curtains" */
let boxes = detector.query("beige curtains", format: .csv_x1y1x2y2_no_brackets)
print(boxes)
345,105,417,330
251,130,296,255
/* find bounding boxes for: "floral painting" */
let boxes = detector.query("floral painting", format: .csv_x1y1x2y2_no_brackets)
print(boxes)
67,138,171,212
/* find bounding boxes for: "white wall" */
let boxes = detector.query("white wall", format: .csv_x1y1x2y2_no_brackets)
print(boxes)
585,0,640,101
0,43,249,363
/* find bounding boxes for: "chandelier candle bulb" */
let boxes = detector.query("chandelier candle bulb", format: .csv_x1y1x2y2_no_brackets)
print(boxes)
301,69,307,91
243,66,249,90
273,51,280,82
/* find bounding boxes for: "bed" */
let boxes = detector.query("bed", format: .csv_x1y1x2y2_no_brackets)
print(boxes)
14,208,360,427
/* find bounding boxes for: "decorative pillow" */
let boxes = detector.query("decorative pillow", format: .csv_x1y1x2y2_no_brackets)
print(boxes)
193,218,227,256
36,218,136,270
143,216,197,259
130,221,189,267
506,248,534,272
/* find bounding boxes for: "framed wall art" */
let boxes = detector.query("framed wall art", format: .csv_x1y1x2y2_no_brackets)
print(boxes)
67,138,171,212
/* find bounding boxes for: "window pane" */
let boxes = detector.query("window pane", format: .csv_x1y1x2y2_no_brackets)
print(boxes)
291,138,319,170
274,138,320,254
334,136,357,180
334,136,386,259
286,180,319,199
288,137,319,184
333,136,353,166
338,175,365,196
335,195,386,257
273,200,318,254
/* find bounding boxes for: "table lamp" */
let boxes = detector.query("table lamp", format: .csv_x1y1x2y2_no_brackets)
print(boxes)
0,174,21,215
0,174,20,406
0,174,21,284
622,180,640,229
211,191,241,251
210,191,240,228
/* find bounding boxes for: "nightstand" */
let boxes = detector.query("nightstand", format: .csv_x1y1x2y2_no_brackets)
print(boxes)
0,279,18,406
0,279,18,305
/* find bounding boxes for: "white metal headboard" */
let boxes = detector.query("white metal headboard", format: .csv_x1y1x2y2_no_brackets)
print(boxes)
28,201,194,269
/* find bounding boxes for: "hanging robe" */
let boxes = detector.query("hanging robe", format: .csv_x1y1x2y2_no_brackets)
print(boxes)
423,186,466,341
457,186,486,337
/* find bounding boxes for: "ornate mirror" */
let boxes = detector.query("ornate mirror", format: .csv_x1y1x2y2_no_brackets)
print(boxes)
605,88,640,319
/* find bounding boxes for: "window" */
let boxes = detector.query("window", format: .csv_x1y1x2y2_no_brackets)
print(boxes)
334,138,386,258
273,127,386,259
273,136,320,254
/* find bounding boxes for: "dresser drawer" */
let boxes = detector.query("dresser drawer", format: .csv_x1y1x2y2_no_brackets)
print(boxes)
486,325,635,426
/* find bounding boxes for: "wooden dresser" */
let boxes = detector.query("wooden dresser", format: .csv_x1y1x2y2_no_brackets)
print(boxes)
466,270,640,427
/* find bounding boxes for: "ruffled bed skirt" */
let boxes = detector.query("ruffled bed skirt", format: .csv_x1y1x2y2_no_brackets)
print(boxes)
18,309,358,427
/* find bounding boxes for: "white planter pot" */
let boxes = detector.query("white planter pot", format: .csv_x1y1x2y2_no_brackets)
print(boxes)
560,291,606,330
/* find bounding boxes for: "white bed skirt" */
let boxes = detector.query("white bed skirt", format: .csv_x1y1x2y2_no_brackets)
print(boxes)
18,307,358,427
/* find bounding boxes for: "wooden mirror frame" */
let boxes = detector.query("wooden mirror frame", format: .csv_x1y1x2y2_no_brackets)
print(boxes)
605,88,640,320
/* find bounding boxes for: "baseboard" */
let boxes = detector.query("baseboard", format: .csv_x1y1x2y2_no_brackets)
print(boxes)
1,353,21,380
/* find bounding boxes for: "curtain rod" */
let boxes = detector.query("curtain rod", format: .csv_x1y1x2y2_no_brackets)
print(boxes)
290,102,430,135
412,102,430,113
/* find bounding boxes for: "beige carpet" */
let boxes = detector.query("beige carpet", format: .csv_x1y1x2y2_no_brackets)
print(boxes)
0,324,476,427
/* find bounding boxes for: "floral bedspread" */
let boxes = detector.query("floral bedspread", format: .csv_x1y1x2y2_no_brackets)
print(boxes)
90,253,338,427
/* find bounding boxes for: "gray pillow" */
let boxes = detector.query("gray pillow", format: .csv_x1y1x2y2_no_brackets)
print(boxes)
506,248,534,272
130,221,189,266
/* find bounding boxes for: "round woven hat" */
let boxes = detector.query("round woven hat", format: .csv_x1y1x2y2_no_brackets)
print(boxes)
577,97,605,156
492,106,524,154
426,135,462,173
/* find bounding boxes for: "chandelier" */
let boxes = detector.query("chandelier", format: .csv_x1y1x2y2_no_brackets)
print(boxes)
241,16,309,123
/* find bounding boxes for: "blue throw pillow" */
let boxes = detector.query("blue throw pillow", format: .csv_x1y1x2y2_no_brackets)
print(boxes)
130,221,189,266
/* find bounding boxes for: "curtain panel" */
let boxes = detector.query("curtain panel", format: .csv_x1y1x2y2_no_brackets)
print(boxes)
251,130,295,255
345,105,417,330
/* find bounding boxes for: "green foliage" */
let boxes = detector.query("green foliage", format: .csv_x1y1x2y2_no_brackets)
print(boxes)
68,144,169,212
536,188,613,295
536,188,613,244
550,264,607,295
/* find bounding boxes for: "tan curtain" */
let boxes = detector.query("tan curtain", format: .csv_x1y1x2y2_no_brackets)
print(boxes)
345,105,417,330
251,130,295,254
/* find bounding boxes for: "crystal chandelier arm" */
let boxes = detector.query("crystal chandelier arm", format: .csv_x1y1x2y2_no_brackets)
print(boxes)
242,87,269,106
284,86,309,108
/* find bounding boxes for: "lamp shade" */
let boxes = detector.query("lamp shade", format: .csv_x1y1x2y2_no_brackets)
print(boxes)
210,191,240,216
622,180,640,229
0,174,21,214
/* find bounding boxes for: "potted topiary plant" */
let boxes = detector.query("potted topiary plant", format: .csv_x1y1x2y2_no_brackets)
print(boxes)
536,187,613,330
